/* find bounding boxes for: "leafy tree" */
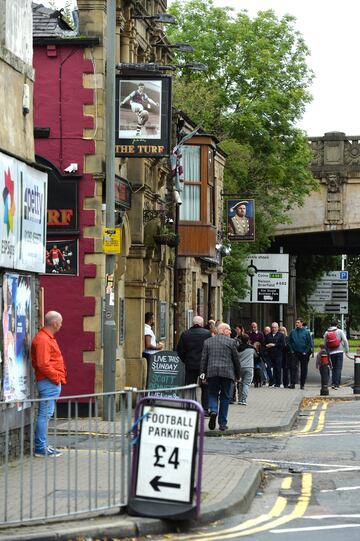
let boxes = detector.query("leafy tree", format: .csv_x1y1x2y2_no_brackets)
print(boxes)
168,0,318,307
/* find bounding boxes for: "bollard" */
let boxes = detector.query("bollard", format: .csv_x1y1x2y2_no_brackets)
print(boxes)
354,355,360,394
319,353,330,396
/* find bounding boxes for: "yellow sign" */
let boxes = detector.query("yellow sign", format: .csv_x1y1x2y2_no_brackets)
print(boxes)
102,227,121,254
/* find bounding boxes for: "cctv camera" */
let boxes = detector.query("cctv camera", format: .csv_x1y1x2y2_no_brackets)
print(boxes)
64,163,78,173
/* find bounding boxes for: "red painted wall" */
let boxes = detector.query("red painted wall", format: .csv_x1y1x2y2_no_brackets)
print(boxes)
33,44,96,396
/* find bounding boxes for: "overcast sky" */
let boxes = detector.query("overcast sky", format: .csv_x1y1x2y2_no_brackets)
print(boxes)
41,0,360,137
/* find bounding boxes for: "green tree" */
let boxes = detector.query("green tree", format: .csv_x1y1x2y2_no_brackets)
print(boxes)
168,0,318,307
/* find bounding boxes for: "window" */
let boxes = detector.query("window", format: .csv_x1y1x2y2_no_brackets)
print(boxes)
207,148,215,225
179,145,201,221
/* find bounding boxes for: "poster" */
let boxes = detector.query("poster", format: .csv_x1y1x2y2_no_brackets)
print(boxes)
0,151,47,272
2,273,32,402
227,199,255,241
16,162,47,272
45,239,78,275
0,153,18,268
115,75,171,157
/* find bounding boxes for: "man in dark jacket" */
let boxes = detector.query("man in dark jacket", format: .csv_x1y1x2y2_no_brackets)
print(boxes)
200,323,240,431
264,322,285,387
288,318,313,389
177,316,211,412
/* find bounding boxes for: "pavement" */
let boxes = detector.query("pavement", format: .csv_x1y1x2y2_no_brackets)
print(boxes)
0,376,358,541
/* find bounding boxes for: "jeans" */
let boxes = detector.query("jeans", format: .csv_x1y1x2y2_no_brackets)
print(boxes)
330,352,343,387
238,367,254,403
35,379,61,452
207,376,232,427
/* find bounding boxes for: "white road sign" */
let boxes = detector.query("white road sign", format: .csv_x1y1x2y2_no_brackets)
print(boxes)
239,254,289,304
136,406,198,503
308,271,348,314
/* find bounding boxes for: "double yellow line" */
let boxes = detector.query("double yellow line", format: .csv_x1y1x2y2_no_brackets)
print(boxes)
297,402,328,435
172,474,312,540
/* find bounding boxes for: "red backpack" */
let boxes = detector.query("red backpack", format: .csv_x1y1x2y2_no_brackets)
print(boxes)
326,330,341,349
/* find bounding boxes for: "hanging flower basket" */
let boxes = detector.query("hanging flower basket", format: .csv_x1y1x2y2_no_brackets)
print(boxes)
154,233,179,247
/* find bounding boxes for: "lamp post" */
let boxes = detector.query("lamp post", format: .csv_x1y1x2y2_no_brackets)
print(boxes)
103,0,116,421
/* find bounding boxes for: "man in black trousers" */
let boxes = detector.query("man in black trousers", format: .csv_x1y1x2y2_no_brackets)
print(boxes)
177,316,211,413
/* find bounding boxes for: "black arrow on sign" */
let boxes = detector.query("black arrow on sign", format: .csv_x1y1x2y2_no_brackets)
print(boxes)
150,476,181,492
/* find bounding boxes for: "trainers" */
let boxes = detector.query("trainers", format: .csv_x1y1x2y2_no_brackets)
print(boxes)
219,425,228,431
238,401,247,405
208,412,217,430
35,447,62,458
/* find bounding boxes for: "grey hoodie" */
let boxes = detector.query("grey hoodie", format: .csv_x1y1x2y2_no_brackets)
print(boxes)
323,326,349,355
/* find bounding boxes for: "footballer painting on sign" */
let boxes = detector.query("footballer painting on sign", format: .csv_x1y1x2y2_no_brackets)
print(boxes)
118,80,161,139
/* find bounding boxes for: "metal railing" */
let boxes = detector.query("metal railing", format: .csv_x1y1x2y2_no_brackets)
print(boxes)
0,384,197,527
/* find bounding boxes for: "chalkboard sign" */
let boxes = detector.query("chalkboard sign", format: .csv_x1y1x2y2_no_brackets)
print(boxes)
146,350,185,398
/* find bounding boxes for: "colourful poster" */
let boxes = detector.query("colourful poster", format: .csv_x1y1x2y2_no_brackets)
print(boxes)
0,153,18,268
2,273,32,402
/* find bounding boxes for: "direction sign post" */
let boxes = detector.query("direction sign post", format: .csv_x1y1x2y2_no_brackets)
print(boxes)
128,396,204,520
308,271,348,314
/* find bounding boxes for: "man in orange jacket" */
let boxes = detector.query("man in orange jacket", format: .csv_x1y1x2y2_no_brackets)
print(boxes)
31,311,66,457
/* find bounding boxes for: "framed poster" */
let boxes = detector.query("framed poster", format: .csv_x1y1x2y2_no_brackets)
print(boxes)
115,75,172,157
45,239,78,275
227,199,255,241
2,273,32,402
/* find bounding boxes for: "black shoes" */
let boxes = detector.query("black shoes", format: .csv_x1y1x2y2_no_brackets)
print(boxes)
300,385,305,390
219,425,228,431
288,384,295,389
208,412,217,430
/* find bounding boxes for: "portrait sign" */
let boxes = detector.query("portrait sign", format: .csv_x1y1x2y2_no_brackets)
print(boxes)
115,75,171,158
45,239,78,275
227,199,255,241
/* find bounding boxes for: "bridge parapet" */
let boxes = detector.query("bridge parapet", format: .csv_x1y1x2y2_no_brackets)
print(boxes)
275,132,360,237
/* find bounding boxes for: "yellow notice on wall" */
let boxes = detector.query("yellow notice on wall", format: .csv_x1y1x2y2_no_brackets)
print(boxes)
102,227,121,254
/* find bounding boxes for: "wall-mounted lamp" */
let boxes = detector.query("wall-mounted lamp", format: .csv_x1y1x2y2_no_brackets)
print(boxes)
117,62,206,73
131,13,176,24
152,42,194,53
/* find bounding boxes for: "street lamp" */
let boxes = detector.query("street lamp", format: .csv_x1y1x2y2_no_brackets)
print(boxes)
116,62,206,72
152,42,194,53
131,13,177,24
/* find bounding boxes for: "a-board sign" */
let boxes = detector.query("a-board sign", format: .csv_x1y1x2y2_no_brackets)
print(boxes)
146,350,185,397
135,405,198,503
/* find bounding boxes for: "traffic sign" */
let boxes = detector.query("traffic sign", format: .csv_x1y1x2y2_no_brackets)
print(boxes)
239,254,289,304
308,271,348,314
135,406,198,503
128,398,204,520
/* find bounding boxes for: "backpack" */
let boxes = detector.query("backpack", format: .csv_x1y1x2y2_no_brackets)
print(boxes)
326,330,341,350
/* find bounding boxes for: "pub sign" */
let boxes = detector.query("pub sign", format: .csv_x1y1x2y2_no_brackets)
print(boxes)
115,75,171,158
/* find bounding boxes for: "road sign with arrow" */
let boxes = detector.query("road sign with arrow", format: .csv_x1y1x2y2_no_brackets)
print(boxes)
128,398,204,520
135,405,198,503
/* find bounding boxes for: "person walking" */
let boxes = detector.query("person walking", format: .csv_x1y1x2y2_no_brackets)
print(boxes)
200,323,240,431
177,316,211,413
288,318,313,389
324,320,349,389
236,334,256,405
264,322,285,387
31,311,66,457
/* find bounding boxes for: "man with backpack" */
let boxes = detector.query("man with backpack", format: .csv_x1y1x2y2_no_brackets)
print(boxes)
324,320,349,389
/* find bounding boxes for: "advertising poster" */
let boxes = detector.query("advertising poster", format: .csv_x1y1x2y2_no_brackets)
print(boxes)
115,76,171,157
2,273,32,402
0,153,18,268
45,239,78,275
16,162,47,273
227,199,255,241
